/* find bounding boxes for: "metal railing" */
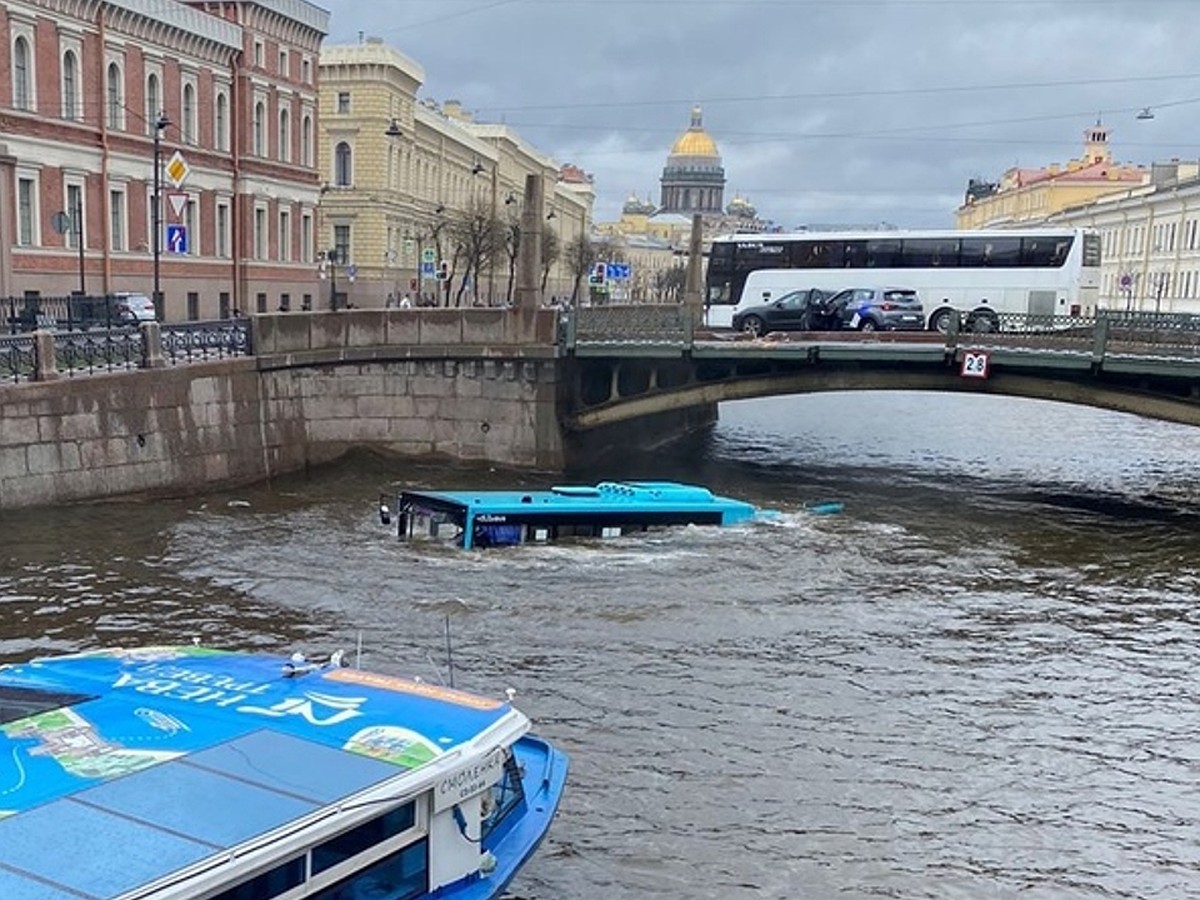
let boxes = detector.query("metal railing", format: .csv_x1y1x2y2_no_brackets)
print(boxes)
54,327,144,376
0,333,36,383
3,294,157,334
161,320,252,364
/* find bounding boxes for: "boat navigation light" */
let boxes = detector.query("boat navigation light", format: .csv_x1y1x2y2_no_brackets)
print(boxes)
505,687,516,702
378,495,392,525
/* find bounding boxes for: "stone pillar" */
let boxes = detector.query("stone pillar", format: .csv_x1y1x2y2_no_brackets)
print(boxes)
515,174,544,311
34,331,58,381
142,321,165,369
682,213,704,331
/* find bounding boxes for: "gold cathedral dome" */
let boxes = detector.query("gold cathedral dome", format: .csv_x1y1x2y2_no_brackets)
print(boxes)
669,105,719,157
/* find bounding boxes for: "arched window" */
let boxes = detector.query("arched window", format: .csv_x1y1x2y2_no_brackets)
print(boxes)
107,62,123,130
253,101,265,156
146,73,160,135
62,51,78,120
182,83,195,144
278,107,290,162
13,37,30,110
334,141,352,187
215,92,228,151
301,114,313,167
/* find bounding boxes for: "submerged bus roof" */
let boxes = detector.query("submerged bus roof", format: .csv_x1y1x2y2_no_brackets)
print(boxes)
402,480,756,516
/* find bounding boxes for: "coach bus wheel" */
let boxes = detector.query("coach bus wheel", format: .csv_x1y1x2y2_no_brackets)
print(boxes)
741,315,765,337
930,309,953,334
966,310,999,333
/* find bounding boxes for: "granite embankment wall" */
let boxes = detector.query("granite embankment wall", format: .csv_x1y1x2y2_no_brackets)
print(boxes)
0,309,564,510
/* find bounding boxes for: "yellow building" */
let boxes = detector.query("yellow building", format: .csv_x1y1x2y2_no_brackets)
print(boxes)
956,123,1148,229
318,38,593,306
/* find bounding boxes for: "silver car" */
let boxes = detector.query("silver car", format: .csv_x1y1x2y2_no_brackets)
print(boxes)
828,288,924,332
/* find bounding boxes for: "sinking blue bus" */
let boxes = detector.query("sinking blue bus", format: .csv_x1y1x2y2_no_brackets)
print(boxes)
380,481,761,549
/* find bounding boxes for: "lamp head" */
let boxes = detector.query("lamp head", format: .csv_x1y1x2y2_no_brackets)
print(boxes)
385,118,403,138
471,160,484,176
155,111,171,131
435,204,445,215
546,210,557,220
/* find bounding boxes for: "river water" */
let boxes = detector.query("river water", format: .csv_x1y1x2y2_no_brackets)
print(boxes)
4,392,1200,899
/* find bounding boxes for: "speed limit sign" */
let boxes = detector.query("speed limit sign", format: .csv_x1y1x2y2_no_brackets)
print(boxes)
960,351,990,379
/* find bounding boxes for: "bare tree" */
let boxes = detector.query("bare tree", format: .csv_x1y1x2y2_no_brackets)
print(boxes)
502,219,520,306
564,233,597,305
448,197,506,307
655,264,687,303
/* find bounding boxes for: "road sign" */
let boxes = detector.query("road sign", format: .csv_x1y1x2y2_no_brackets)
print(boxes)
421,248,436,264
346,264,357,283
960,351,990,379
166,224,188,255
165,151,190,189
607,263,631,280
166,191,188,221
1119,273,1133,290
421,261,435,277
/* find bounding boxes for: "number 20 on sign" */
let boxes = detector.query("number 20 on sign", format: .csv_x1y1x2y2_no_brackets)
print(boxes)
960,351,990,379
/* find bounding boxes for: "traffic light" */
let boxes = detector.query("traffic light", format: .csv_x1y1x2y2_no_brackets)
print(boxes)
437,260,450,281
589,261,606,286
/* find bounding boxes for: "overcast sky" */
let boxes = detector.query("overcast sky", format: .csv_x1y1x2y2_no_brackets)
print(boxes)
320,0,1198,230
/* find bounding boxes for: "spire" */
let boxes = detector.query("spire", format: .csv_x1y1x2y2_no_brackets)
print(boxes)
690,105,703,129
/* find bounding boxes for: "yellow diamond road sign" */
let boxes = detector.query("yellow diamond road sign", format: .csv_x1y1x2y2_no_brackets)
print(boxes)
165,151,190,189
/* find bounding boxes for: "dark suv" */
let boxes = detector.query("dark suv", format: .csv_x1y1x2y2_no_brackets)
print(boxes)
732,288,840,336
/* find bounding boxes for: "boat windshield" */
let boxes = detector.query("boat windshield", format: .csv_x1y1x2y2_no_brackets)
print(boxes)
403,502,465,545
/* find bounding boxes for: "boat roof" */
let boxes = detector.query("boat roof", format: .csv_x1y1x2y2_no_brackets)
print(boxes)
402,480,757,515
0,646,523,900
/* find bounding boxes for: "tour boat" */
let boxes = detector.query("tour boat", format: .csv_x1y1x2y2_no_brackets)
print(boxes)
380,480,763,548
0,645,567,900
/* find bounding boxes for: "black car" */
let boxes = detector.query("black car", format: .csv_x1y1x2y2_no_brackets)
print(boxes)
732,288,841,336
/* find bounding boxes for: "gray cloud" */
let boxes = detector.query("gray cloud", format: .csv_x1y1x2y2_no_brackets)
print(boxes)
323,0,1199,228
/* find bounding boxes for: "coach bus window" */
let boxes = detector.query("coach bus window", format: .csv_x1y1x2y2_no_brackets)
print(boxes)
865,239,902,268
842,240,867,268
1020,236,1072,267
962,236,1020,267
792,240,844,268
902,238,960,268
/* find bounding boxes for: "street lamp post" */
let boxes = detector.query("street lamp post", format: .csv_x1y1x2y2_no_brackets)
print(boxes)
152,111,171,315
327,247,339,310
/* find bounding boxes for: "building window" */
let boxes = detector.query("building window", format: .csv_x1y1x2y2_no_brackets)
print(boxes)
337,92,350,114
279,108,291,162
215,91,228,151
254,207,267,259
302,58,312,84
184,199,197,256
301,115,313,167
253,101,265,156
62,51,79,120
333,224,351,264
182,83,196,144
279,293,291,311
146,73,160,135
256,292,267,313
107,62,123,130
186,291,199,320
301,212,313,263
253,40,264,68
216,202,230,258
302,293,312,311
66,183,84,250
13,36,31,111
279,209,291,261
278,49,289,77
110,189,126,251
334,142,352,187
219,291,231,318
17,177,35,246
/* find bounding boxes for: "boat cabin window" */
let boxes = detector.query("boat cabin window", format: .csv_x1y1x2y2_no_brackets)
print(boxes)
206,856,304,900
0,685,96,726
311,802,417,875
311,838,428,900
402,503,464,545
482,751,527,841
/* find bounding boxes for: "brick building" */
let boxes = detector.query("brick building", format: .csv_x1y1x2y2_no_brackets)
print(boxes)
0,0,328,320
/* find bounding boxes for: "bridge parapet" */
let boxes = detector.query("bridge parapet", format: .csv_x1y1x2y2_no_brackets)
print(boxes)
567,304,692,349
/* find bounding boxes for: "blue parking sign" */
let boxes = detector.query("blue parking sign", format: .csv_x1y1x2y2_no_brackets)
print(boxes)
166,224,188,255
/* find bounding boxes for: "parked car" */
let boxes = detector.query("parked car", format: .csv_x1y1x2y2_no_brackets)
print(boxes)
68,293,157,329
828,287,924,332
732,288,841,336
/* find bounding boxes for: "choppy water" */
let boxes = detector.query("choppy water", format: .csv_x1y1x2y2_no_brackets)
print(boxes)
4,392,1200,899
